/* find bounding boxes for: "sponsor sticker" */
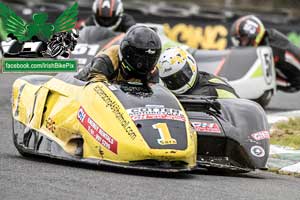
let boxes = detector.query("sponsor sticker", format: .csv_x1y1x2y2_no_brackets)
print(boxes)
251,131,270,141
108,85,118,91
250,145,265,158
77,108,86,122
45,117,56,133
94,85,136,140
145,105,165,108
127,106,185,122
77,106,118,154
243,20,259,35
191,121,221,133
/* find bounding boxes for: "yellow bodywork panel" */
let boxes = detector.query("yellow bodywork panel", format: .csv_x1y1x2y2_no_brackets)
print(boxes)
29,87,49,128
12,76,197,169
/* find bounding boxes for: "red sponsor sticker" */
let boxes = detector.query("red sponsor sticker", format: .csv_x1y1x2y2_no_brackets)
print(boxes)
77,106,118,154
191,121,221,133
251,131,270,141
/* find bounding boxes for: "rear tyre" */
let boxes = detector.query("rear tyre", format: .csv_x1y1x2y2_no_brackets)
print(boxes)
252,90,273,108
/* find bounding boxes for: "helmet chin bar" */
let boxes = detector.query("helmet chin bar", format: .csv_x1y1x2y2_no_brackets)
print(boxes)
120,61,132,80
170,69,198,95
231,35,254,47
231,36,240,47
120,59,150,82
93,15,122,31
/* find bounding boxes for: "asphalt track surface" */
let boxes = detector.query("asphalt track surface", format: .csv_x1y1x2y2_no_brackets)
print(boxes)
1,74,300,200
267,90,300,113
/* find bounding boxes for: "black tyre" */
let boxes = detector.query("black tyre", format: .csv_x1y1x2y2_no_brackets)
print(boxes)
252,90,273,108
12,117,32,157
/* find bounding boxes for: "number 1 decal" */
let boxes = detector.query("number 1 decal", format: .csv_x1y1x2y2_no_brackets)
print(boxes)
152,123,177,145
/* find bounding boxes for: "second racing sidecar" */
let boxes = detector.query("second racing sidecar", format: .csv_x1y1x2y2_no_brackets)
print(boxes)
178,95,270,173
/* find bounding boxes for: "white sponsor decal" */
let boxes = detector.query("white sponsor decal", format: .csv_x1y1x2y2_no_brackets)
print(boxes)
250,145,265,158
102,0,111,8
77,107,86,122
77,106,118,154
72,44,100,56
251,131,270,141
127,106,185,121
145,49,156,54
243,20,258,34
108,85,118,91
145,105,165,108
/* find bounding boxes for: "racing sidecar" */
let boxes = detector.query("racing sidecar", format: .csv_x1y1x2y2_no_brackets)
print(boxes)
191,47,276,107
11,73,197,172
178,95,270,173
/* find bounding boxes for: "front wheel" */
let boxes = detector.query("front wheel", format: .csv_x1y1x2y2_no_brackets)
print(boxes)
12,117,32,157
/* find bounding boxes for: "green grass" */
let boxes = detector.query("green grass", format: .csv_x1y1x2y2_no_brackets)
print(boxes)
270,117,300,149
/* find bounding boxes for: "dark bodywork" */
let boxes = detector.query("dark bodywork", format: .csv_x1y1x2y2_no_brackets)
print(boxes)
178,95,270,172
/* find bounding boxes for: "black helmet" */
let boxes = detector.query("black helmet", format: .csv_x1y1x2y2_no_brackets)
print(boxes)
92,0,124,30
230,15,266,47
119,25,162,81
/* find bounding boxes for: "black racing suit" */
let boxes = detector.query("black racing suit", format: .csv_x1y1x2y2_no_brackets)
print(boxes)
75,45,158,83
262,29,300,92
83,13,136,32
185,71,239,98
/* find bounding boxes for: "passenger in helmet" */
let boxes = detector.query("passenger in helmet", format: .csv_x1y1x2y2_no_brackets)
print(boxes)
82,0,136,32
75,25,161,84
230,15,300,92
157,47,238,98
230,15,265,47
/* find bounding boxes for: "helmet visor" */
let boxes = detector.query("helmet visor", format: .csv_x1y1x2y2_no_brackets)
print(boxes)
160,62,193,90
124,46,161,75
231,35,253,47
97,16,120,27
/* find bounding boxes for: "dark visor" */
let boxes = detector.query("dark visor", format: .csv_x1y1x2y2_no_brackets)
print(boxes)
126,46,161,74
97,16,119,27
160,62,193,90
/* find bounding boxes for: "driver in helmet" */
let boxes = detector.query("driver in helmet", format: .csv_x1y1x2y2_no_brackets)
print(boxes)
157,47,238,98
75,25,161,84
230,15,300,92
82,0,136,32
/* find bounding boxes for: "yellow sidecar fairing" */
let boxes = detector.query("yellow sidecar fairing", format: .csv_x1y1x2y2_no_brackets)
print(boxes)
12,74,197,172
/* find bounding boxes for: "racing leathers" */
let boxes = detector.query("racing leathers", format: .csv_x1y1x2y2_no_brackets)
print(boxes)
83,13,136,32
184,71,239,98
75,45,159,83
262,29,300,92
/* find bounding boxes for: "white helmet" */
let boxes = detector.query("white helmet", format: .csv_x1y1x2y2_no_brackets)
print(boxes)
157,47,198,94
